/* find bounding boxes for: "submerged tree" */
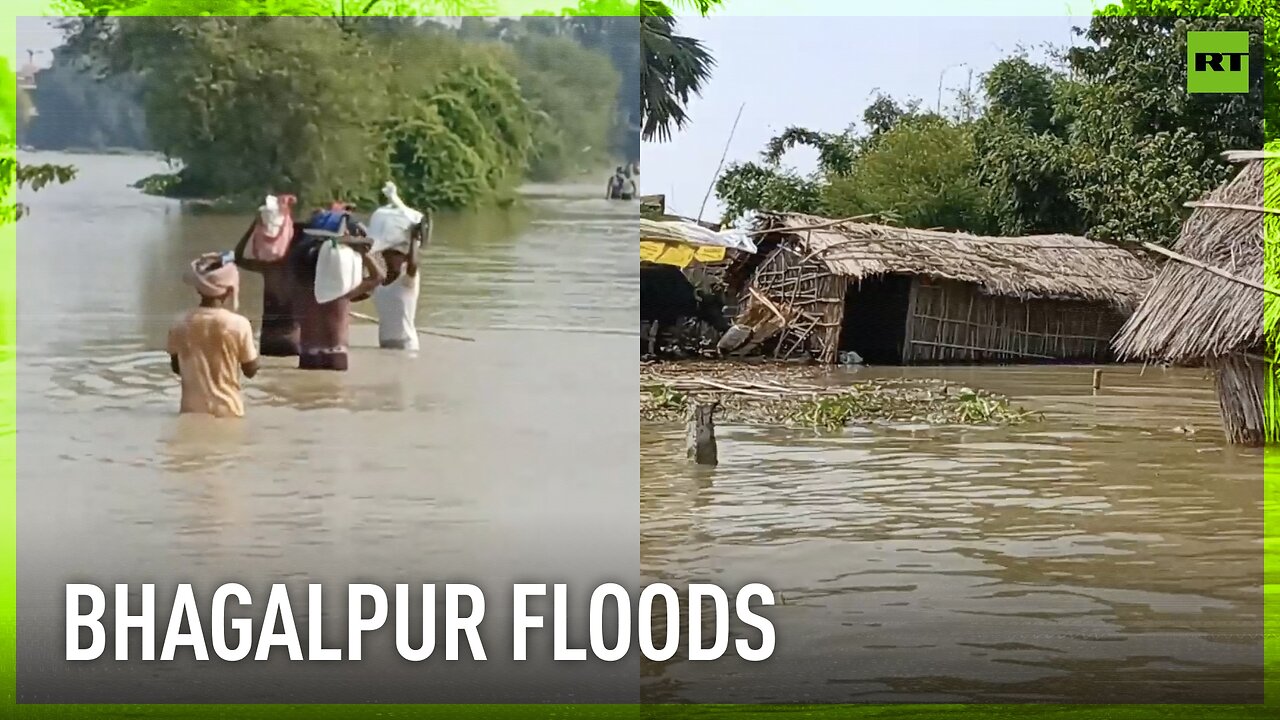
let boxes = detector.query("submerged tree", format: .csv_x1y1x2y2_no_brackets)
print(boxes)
49,11,623,209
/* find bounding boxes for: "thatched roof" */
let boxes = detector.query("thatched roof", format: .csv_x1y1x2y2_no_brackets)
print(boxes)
1113,153,1276,362
748,213,1155,309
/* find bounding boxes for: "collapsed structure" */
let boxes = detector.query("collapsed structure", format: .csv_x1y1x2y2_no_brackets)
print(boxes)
720,213,1154,364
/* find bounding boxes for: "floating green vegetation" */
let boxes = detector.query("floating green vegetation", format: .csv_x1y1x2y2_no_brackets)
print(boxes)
641,383,687,421
132,172,183,197
781,384,1036,430
640,365,1040,430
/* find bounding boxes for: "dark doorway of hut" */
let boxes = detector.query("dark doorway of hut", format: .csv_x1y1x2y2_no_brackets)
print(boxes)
838,275,912,364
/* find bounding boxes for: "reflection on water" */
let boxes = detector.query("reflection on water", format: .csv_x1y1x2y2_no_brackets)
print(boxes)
16,153,638,703
642,365,1263,703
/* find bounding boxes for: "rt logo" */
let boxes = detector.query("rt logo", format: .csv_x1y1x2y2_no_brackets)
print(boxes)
1187,31,1249,94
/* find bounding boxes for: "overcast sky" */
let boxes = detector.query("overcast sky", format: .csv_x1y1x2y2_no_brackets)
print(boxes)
16,16,61,68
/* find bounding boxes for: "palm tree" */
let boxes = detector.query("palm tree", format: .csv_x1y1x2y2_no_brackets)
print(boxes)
640,0,718,142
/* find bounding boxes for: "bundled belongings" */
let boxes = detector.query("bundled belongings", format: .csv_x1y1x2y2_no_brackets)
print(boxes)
243,194,296,262
300,201,374,305
304,201,370,239
369,181,428,351
232,208,302,358
314,241,365,305
290,240,380,371
368,181,426,255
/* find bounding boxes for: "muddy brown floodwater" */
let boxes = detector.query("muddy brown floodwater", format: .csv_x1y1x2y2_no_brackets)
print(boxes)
16,152,638,703
642,364,1263,703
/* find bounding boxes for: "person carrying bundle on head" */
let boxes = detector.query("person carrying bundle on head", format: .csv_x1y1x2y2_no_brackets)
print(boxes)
368,181,430,351
288,199,386,371
167,253,260,418
233,193,301,357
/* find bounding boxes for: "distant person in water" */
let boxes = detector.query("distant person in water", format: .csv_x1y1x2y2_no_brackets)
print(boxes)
232,195,301,356
607,167,627,200
167,255,260,418
289,202,386,371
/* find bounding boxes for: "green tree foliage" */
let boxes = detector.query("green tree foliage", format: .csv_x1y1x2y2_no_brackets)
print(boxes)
1092,0,1277,142
541,5,644,162
640,0,718,142
50,12,623,210
714,125,859,224
442,12,630,171
971,57,1081,236
504,35,621,180
826,116,990,232
715,2,1275,247
132,17,390,204
0,60,78,225
861,92,918,138
714,163,825,224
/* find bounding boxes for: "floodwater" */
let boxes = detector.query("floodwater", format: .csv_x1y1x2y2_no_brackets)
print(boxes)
16,152,638,703
642,365,1264,703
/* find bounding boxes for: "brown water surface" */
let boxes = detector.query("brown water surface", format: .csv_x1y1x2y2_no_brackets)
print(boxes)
641,364,1263,703
16,152,639,703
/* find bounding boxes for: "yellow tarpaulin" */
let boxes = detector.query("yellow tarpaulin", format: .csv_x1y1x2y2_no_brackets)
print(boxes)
639,240,726,268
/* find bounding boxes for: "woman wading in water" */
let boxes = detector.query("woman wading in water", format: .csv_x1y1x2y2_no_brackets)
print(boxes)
288,203,386,371
232,232,299,356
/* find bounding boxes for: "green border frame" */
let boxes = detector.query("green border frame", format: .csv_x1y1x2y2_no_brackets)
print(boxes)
0,0,1275,717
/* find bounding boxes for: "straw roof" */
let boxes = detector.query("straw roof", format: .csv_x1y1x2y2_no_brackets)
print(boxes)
750,212,1155,309
1113,154,1275,362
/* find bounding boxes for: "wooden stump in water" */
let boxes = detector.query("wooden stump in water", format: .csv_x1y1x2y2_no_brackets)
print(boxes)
685,400,719,466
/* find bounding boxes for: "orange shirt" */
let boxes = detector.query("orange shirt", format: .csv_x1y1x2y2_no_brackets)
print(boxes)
166,307,259,418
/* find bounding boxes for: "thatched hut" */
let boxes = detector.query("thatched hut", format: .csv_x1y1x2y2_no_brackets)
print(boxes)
722,213,1155,365
1113,151,1278,446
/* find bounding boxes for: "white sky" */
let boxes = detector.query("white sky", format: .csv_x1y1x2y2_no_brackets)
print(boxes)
641,14,1093,221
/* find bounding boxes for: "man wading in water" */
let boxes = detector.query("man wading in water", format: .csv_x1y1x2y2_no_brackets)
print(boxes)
232,195,301,356
369,181,429,351
289,202,386,371
167,255,260,418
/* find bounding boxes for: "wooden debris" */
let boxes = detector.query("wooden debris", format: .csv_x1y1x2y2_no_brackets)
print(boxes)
686,400,719,466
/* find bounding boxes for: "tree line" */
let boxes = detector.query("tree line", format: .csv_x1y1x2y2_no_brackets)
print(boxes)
30,13,635,210
11,0,712,219
712,9,1273,247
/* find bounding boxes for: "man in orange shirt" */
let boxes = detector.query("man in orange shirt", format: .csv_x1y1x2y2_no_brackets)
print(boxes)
167,254,260,418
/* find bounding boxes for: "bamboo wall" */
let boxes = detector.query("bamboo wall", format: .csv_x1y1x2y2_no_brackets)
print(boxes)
1211,353,1269,446
746,246,846,363
900,278,1125,363
738,245,1132,365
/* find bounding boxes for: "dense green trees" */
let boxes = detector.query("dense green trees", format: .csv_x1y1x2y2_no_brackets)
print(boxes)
35,0,722,206
714,9,1271,247
36,11,626,210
